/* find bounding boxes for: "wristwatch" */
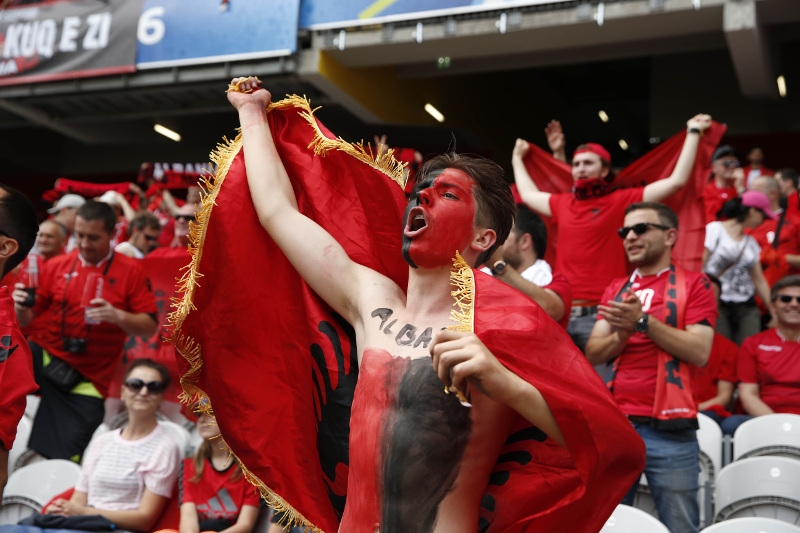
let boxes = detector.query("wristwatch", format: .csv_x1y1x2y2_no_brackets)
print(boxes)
634,313,650,333
491,260,508,276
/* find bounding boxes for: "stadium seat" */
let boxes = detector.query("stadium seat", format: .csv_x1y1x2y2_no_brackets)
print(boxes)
633,414,721,529
701,516,800,532
24,395,40,420
7,416,31,475
733,414,800,462
600,504,670,532
714,456,800,524
158,419,192,457
0,460,82,525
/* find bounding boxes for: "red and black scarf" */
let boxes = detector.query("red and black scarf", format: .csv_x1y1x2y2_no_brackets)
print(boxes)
605,264,699,430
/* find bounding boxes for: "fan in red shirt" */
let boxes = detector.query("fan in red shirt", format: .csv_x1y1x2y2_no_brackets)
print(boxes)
0,184,39,498
513,114,713,356
777,168,800,222
13,201,157,462
586,202,717,533
742,146,774,188
483,205,572,328
720,275,800,435
702,145,745,224
691,332,738,426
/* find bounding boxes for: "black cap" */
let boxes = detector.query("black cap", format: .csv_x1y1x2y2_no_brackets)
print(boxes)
712,145,740,162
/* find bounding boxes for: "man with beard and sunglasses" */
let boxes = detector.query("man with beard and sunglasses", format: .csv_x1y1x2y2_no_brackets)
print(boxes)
719,275,800,435
226,77,644,533
586,202,717,533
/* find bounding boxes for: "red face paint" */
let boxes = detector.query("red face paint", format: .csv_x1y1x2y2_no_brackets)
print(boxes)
402,169,477,268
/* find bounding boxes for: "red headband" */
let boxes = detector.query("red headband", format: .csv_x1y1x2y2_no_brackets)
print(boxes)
573,143,611,165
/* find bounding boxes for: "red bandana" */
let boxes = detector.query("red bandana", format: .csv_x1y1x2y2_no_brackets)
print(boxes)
573,143,611,164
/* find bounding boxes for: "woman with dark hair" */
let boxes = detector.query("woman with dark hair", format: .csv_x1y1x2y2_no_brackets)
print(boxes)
704,190,775,344
41,358,180,531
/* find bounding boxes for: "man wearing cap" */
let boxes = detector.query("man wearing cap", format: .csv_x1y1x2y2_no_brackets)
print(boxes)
586,201,717,533
702,145,745,224
12,201,157,462
513,114,712,357
49,194,86,253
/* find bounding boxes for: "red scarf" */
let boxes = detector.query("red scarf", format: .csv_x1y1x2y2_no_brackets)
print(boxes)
571,177,611,200
605,264,698,430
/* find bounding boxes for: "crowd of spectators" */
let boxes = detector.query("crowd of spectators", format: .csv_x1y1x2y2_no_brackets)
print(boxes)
1,114,799,533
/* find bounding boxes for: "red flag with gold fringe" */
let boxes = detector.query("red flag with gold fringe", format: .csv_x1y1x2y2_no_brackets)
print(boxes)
170,97,645,533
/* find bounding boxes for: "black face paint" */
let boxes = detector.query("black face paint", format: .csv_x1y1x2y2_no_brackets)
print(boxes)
402,170,442,268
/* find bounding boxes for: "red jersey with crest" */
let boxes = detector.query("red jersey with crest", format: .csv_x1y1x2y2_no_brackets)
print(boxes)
599,268,717,417
180,458,260,523
738,329,800,415
549,187,643,302
28,250,156,397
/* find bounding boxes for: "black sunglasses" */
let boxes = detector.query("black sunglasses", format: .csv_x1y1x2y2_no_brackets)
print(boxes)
617,222,671,239
776,295,800,304
124,378,166,394
143,234,159,242
175,214,195,222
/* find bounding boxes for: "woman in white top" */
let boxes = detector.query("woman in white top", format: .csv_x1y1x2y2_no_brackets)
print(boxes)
703,190,775,344
44,359,181,531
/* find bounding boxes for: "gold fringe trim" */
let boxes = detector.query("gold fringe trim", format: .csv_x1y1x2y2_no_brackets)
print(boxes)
169,93,408,533
270,94,408,190
446,251,475,333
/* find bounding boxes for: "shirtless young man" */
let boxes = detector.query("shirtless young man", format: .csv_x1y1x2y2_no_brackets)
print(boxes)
228,77,641,532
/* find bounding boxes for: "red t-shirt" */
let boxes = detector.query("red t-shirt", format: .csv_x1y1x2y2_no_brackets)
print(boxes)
0,286,38,451
544,272,572,329
549,187,644,302
180,458,260,523
691,332,738,406
746,215,800,257
702,181,739,224
599,268,718,417
28,250,156,397
738,329,800,415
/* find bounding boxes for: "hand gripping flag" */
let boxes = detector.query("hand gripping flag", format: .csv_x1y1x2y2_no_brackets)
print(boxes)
170,96,645,532
522,123,727,271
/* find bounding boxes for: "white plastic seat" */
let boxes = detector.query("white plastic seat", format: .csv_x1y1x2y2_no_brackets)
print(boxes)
24,395,40,420
158,419,192,457
600,504,670,532
714,456,800,524
7,416,31,475
733,414,800,461
701,517,800,532
0,459,82,524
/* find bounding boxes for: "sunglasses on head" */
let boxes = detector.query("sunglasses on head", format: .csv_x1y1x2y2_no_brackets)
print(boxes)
617,222,671,239
175,214,195,222
775,295,800,304
124,378,166,394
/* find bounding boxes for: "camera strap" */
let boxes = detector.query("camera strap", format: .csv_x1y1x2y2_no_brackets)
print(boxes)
61,252,115,341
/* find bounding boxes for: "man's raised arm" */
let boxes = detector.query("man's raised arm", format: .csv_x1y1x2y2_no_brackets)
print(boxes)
512,139,553,217
643,114,712,203
228,77,376,325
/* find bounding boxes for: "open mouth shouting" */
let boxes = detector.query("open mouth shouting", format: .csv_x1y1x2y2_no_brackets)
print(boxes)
404,206,428,237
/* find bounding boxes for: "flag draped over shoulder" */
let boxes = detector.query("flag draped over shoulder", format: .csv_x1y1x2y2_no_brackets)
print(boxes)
170,96,645,533
456,265,645,532
523,123,727,271
170,96,409,533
